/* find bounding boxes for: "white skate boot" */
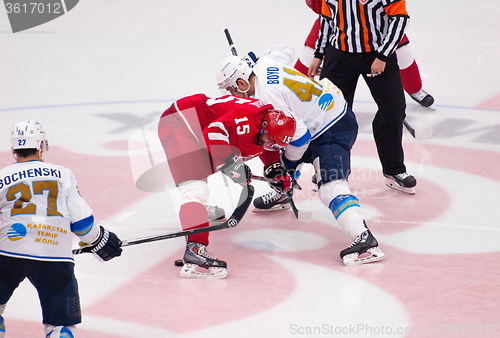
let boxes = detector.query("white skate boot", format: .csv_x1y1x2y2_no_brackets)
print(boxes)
206,204,226,224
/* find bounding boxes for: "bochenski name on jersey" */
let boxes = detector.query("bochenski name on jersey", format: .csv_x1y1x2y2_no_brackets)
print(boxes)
0,167,62,189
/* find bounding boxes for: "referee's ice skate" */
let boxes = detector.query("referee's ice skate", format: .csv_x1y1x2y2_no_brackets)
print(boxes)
384,172,417,194
340,229,385,266
180,242,227,279
252,190,291,213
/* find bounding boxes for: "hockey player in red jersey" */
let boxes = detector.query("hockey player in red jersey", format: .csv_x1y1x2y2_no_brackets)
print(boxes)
158,94,298,278
295,0,434,108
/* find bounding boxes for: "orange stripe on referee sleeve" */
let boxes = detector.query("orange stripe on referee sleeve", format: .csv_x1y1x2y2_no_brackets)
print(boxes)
358,3,371,52
321,0,333,18
338,0,346,51
385,0,408,17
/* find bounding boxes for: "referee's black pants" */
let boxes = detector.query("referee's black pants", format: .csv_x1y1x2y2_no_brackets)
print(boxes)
320,45,407,176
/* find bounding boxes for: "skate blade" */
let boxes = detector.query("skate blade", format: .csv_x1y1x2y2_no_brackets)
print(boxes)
385,179,416,195
342,247,386,266
180,263,227,279
208,217,227,226
252,204,291,214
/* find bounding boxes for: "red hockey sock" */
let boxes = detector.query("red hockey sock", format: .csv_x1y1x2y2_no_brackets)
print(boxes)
400,60,422,95
179,202,209,245
294,59,309,76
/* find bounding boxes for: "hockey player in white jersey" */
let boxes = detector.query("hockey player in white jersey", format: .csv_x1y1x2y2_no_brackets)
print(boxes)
0,120,122,338
216,44,385,265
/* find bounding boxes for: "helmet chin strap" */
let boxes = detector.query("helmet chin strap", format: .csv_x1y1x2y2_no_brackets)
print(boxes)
236,79,252,97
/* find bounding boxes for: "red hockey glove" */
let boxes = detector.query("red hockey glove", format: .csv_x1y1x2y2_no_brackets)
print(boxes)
264,162,292,193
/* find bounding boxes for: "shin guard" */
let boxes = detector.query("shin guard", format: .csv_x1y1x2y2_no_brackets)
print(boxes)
329,194,367,240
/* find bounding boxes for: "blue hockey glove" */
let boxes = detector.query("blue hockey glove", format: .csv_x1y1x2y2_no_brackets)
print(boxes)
78,226,122,262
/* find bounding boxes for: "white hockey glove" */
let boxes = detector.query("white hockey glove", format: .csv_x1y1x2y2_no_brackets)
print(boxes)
78,226,122,262
220,154,252,186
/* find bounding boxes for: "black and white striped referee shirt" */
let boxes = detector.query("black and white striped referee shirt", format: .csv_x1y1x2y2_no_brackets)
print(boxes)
315,0,410,61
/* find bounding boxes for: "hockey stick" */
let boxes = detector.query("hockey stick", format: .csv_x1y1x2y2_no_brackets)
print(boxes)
73,185,255,254
403,119,433,140
252,175,313,223
224,28,238,56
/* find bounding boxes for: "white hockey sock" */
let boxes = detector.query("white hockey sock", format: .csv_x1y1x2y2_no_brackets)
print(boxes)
329,195,367,240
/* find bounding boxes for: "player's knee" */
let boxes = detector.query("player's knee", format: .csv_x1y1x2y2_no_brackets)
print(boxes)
179,180,209,205
44,325,76,338
318,180,352,208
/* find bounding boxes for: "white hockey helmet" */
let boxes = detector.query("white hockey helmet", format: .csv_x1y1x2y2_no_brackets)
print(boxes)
216,52,257,92
11,120,48,151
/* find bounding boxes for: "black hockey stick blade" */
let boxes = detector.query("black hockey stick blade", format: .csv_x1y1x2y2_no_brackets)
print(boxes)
73,185,254,254
252,175,312,223
287,187,313,223
403,119,433,140
403,119,416,138
224,28,238,56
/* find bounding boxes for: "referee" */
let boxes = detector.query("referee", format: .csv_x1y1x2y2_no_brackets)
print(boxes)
309,0,417,195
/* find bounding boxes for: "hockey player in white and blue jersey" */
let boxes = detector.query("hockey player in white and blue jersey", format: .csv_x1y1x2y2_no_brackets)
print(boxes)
0,120,122,338
216,44,385,265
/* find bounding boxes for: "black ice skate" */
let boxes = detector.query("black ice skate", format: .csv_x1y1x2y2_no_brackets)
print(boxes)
384,172,417,194
340,229,385,266
206,204,226,224
252,190,291,213
409,88,435,109
180,242,227,279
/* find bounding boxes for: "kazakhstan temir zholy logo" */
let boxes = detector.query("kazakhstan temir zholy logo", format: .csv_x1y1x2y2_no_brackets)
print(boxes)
7,223,27,241
4,0,79,33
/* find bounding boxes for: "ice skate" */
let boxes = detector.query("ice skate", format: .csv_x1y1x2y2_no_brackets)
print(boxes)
206,204,226,224
409,88,435,110
252,190,291,213
180,242,227,279
340,229,385,266
384,172,416,194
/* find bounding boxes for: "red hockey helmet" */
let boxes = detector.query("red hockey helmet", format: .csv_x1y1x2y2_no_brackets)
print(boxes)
259,109,296,151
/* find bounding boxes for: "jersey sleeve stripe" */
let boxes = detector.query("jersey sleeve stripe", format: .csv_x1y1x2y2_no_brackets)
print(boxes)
174,101,200,143
207,133,230,143
207,122,230,144
321,0,333,18
208,122,229,135
71,215,94,236
385,0,408,17
290,129,311,148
